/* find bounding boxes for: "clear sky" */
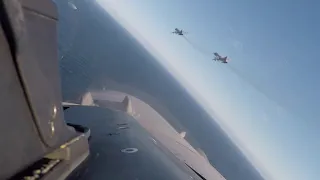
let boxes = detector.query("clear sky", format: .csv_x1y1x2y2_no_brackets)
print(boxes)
96,0,320,179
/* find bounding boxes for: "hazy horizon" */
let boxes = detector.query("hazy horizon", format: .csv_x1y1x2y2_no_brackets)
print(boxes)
96,1,320,179
56,0,266,179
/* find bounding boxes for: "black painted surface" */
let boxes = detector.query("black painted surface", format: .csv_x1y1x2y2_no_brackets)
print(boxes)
64,106,201,180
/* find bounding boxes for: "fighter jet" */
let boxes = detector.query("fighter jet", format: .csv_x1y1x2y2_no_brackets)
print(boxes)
172,28,188,36
213,52,228,63
0,1,226,180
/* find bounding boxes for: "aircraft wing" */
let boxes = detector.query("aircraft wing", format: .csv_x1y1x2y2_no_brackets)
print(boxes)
64,106,209,180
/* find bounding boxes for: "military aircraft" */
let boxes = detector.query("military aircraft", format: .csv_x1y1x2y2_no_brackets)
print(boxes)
213,52,228,63
0,0,225,180
172,28,188,35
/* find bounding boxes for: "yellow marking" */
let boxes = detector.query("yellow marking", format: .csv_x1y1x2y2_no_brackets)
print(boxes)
60,135,84,149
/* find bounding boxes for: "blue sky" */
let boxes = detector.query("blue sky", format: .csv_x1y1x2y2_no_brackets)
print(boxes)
96,0,320,179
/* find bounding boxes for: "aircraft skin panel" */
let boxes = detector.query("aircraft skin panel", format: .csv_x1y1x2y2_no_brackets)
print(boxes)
64,106,205,180
2,0,76,148
0,17,47,179
0,1,90,179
